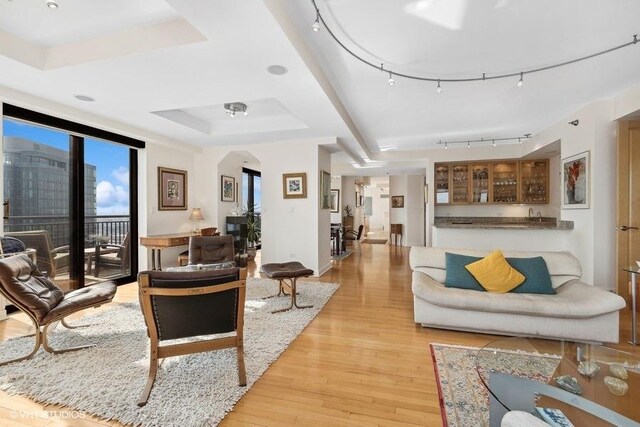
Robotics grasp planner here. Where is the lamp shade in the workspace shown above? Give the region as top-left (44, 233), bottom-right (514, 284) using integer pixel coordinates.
top-left (189, 208), bottom-right (204, 221)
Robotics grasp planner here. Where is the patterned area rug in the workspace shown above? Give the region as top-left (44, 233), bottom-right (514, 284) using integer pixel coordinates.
top-left (0, 278), bottom-right (339, 427)
top-left (430, 343), bottom-right (560, 427)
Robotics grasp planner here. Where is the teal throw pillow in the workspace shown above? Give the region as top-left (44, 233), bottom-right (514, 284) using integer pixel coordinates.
top-left (444, 252), bottom-right (484, 291)
top-left (507, 256), bottom-right (555, 294)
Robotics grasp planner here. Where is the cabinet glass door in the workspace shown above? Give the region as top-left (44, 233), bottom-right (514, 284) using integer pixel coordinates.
top-left (451, 164), bottom-right (470, 204)
top-left (435, 164), bottom-right (450, 204)
top-left (520, 160), bottom-right (548, 204)
top-left (471, 164), bottom-right (490, 203)
top-left (492, 162), bottom-right (518, 203)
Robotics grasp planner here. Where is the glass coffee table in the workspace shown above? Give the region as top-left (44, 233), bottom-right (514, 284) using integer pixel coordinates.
top-left (164, 262), bottom-right (236, 272)
top-left (476, 337), bottom-right (640, 427)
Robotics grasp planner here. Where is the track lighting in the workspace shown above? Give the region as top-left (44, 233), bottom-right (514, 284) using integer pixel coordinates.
top-left (46, 0), bottom-right (58, 9)
top-left (436, 79), bottom-right (442, 94)
top-left (312, 14), bottom-right (320, 32)
top-left (437, 134), bottom-right (532, 149)
top-left (568, 120), bottom-right (579, 126)
top-left (517, 72), bottom-right (524, 88)
top-left (388, 72), bottom-right (395, 86)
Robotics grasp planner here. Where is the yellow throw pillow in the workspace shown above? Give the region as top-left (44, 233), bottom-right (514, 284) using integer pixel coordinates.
top-left (465, 249), bottom-right (525, 293)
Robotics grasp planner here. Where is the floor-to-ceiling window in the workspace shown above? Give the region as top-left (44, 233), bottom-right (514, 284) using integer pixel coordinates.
top-left (242, 167), bottom-right (261, 248)
top-left (2, 104), bottom-right (142, 290)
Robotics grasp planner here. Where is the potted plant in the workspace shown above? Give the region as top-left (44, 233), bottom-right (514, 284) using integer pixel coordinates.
top-left (245, 204), bottom-right (261, 260)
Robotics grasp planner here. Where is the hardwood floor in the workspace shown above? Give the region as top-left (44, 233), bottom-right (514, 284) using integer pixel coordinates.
top-left (1, 244), bottom-right (639, 426)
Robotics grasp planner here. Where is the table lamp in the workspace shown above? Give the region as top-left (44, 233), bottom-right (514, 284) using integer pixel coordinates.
top-left (189, 208), bottom-right (204, 234)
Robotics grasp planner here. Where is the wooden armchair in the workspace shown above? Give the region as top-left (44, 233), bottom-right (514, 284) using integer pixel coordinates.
top-left (177, 227), bottom-right (220, 266)
top-left (5, 230), bottom-right (70, 278)
top-left (94, 234), bottom-right (130, 277)
top-left (137, 267), bottom-right (246, 406)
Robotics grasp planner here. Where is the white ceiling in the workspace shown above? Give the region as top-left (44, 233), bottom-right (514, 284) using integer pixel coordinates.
top-left (0, 0), bottom-right (639, 175)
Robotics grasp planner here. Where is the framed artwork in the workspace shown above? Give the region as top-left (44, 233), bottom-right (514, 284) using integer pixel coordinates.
top-left (158, 167), bottom-right (188, 210)
top-left (221, 175), bottom-right (236, 202)
top-left (355, 191), bottom-right (361, 207)
top-left (562, 151), bottom-right (590, 209)
top-left (283, 172), bottom-right (307, 198)
top-left (330, 189), bottom-right (340, 213)
top-left (424, 184), bottom-right (429, 204)
top-left (391, 195), bottom-right (405, 208)
top-left (321, 170), bottom-right (331, 209)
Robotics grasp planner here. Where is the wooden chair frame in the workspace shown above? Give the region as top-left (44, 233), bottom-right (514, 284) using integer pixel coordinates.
top-left (137, 269), bottom-right (247, 406)
top-left (0, 287), bottom-right (105, 367)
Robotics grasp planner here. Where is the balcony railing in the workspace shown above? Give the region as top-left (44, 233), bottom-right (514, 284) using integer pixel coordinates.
top-left (4, 215), bottom-right (130, 248)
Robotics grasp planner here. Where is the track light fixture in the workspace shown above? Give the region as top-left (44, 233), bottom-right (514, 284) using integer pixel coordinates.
top-left (310, 0), bottom-right (639, 89)
top-left (46, 0), bottom-right (58, 9)
top-left (224, 102), bottom-right (248, 118)
top-left (568, 119), bottom-right (580, 126)
top-left (437, 134), bottom-right (532, 149)
top-left (388, 72), bottom-right (395, 86)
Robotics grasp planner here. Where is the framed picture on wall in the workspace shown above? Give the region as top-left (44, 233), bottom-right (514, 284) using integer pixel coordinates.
top-left (321, 170), bottom-right (331, 209)
top-left (158, 167), bottom-right (188, 210)
top-left (355, 191), bottom-right (361, 207)
top-left (283, 172), bottom-right (307, 198)
top-left (330, 189), bottom-right (340, 213)
top-left (391, 195), bottom-right (404, 208)
top-left (561, 151), bottom-right (590, 209)
top-left (221, 175), bottom-right (236, 202)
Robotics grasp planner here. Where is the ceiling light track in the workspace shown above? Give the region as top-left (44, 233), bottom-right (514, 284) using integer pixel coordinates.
top-left (310, 0), bottom-right (638, 87)
top-left (437, 134), bottom-right (532, 149)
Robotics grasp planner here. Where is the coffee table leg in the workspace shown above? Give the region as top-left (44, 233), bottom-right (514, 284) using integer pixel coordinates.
top-left (631, 272), bottom-right (637, 345)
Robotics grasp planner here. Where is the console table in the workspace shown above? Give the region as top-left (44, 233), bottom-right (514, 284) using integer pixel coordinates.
top-left (140, 232), bottom-right (192, 270)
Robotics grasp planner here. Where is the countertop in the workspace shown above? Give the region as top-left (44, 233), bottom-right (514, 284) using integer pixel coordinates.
top-left (433, 216), bottom-right (574, 230)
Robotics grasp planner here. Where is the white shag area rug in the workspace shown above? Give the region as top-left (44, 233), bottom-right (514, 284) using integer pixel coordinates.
top-left (0, 278), bottom-right (339, 427)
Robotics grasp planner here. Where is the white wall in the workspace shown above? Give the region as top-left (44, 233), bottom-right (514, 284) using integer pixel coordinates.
top-left (330, 175), bottom-right (342, 224)
top-left (198, 138), bottom-right (335, 276)
top-left (341, 176), bottom-right (365, 230)
top-left (389, 174), bottom-right (425, 246)
top-left (364, 177), bottom-right (389, 232)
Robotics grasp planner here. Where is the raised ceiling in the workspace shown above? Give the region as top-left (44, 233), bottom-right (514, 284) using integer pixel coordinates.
top-left (0, 0), bottom-right (639, 174)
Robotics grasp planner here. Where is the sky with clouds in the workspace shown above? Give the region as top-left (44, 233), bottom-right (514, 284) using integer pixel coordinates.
top-left (4, 120), bottom-right (131, 216)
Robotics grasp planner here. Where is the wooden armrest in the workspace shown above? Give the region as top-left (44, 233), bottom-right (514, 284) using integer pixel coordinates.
top-left (141, 279), bottom-right (246, 297)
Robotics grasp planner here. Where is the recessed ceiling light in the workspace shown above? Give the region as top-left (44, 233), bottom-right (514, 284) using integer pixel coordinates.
top-left (74, 95), bottom-right (95, 102)
top-left (46, 0), bottom-right (58, 9)
top-left (267, 65), bottom-right (288, 75)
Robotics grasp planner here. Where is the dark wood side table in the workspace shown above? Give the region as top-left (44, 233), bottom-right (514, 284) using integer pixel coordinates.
top-left (390, 223), bottom-right (403, 246)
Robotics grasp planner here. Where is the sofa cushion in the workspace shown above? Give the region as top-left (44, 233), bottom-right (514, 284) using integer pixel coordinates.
top-left (466, 250), bottom-right (525, 293)
top-left (444, 253), bottom-right (484, 291)
top-left (412, 271), bottom-right (626, 319)
top-left (410, 247), bottom-right (582, 289)
top-left (508, 256), bottom-right (555, 294)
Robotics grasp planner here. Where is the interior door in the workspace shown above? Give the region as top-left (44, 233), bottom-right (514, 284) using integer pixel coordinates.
top-left (617, 121), bottom-right (640, 299)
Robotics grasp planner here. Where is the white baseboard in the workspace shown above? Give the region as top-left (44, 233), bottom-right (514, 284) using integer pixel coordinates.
top-left (317, 263), bottom-right (332, 276)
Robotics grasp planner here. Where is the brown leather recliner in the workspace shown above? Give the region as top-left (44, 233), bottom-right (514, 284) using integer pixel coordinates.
top-left (187, 235), bottom-right (235, 265)
top-left (0, 254), bottom-right (117, 366)
top-left (177, 227), bottom-right (221, 266)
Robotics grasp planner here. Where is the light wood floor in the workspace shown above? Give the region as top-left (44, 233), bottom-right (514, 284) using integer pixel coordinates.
top-left (1, 244), bottom-right (639, 426)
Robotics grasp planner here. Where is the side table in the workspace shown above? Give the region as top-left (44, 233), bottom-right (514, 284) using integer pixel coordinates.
top-left (624, 266), bottom-right (640, 345)
top-left (390, 223), bottom-right (403, 246)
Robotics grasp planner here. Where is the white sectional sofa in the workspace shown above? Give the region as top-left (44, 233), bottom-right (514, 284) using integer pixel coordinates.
top-left (410, 247), bottom-right (626, 343)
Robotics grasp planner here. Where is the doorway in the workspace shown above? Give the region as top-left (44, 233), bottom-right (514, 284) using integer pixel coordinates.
top-left (616, 119), bottom-right (640, 300)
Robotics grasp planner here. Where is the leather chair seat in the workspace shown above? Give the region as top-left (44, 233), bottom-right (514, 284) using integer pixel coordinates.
top-left (262, 262), bottom-right (313, 279)
top-left (43, 281), bottom-right (117, 324)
